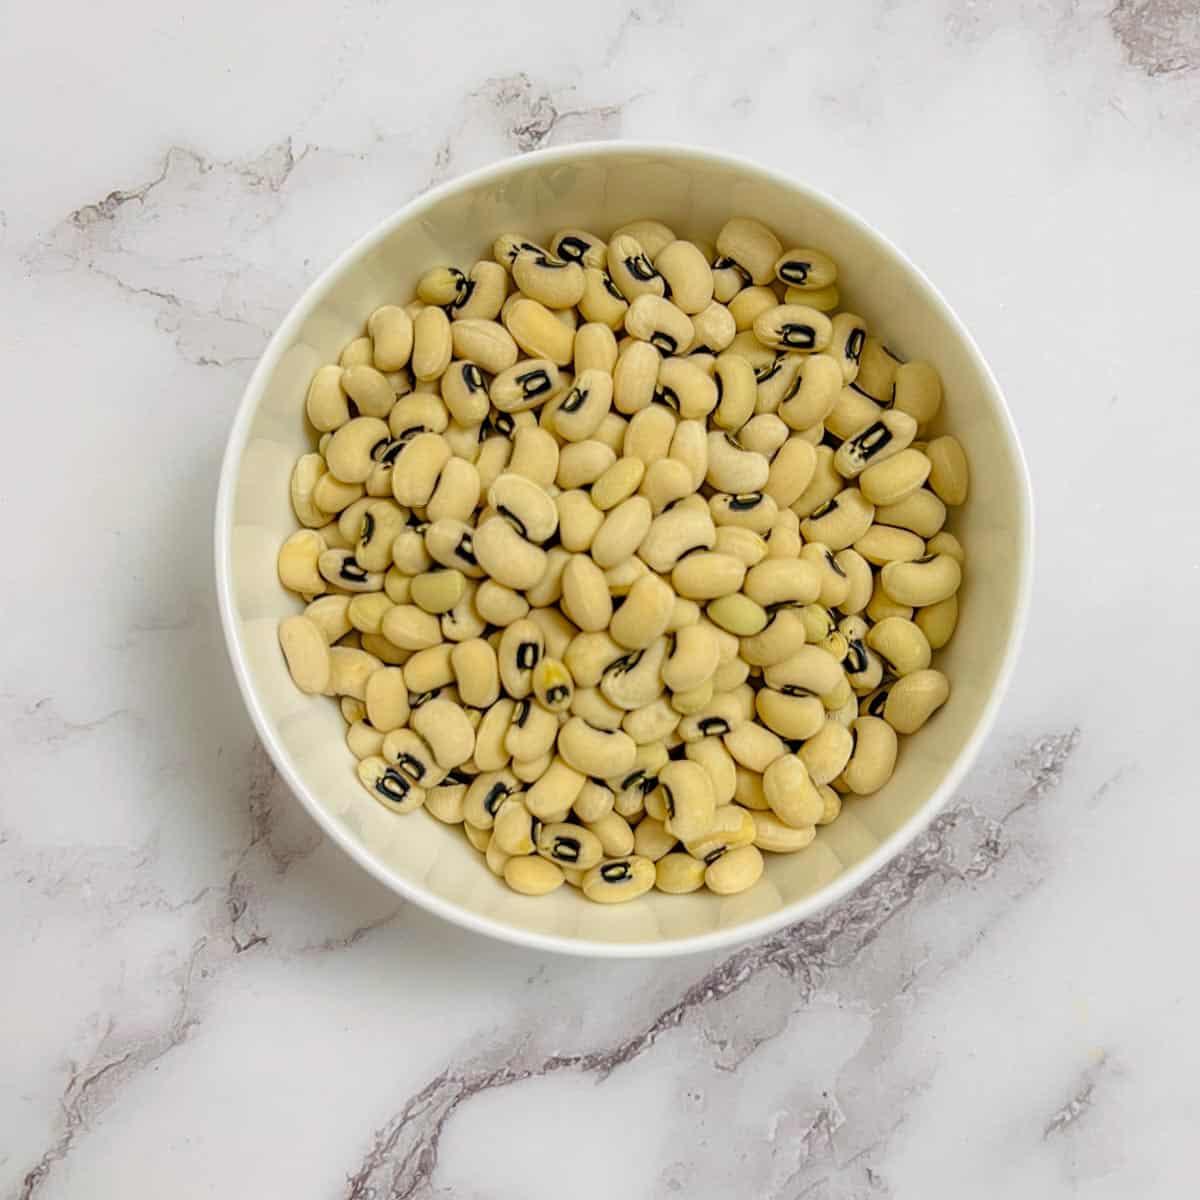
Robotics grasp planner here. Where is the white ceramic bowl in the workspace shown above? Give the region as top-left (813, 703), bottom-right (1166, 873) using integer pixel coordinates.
top-left (215, 142), bottom-right (1032, 958)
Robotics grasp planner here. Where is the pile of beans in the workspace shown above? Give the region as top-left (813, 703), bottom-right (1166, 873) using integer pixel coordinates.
top-left (276, 216), bottom-right (968, 902)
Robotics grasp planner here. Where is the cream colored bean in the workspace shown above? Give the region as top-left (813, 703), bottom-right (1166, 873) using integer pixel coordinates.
top-left (849, 339), bottom-right (896, 403)
top-left (424, 776), bottom-right (469, 824)
top-left (799, 488), bottom-right (875, 551)
top-left (788, 446), bottom-right (840, 521)
top-left (774, 245), bottom-right (837, 290)
top-left (306, 364), bottom-right (351, 432)
top-left (926, 436), bottom-right (969, 506)
top-left (557, 441), bottom-right (617, 490)
top-left (635, 506), bottom-right (713, 575)
top-left (739, 608), bottom-right (808, 668)
top-left (766, 509), bottom-right (803, 560)
top-left (600, 638), bottom-right (668, 711)
top-left (623, 404), bottom-right (676, 468)
top-left (387, 432), bottom-right (448, 508)
top-left (705, 843), bottom-right (764, 894)
top-left (505, 296), bottom-right (574, 365)
top-left (712, 526), bottom-right (767, 568)
top-left (651, 239), bottom-right (713, 313)
top-left (347, 592), bottom-right (392, 637)
top-left (564, 630), bottom-right (624, 688)
top-left (723, 720), bottom-right (786, 773)
top-left (325, 646), bottom-right (383, 701)
top-left (589, 455), bottom-right (643, 511)
top-left (553, 368), bottom-right (613, 442)
top-left (709, 491), bottom-right (778, 533)
top-left (625, 295), bottom-right (694, 357)
top-left (706, 431), bottom-right (769, 493)
top-left (349, 498), bottom-right (402, 573)
top-left (338, 494), bottom-right (377, 545)
top-left (584, 811), bottom-right (636, 858)
top-left (828, 312), bottom-right (868, 384)
top-left (512, 246), bottom-right (585, 309)
top-left (799, 720), bottom-right (853, 785)
top-left (664, 421), bottom-right (706, 493)
top-left (754, 353), bottom-right (806, 416)
top-left (622, 697), bottom-right (680, 744)
top-left (490, 359), bottom-right (562, 414)
top-left (552, 489), bottom-right (601, 553)
top-left (472, 583), bottom-right (527, 631)
top-left (418, 265), bottom-right (469, 305)
top-left (571, 686), bottom-right (624, 732)
top-left (841, 716), bottom-right (898, 795)
top-left (383, 727), bottom-right (446, 790)
top-left (557, 554), bottom-right (610, 633)
top-left (777, 353), bottom-right (842, 431)
top-left (424, 457), bottom-right (480, 526)
top-left (504, 697), bottom-right (559, 763)
top-left (834, 410), bottom-right (918, 479)
top-left (470, 516), bottom-right (546, 591)
top-left (446, 319), bottom-right (516, 376)
top-left (582, 497), bottom-right (647, 573)
top-left (883, 669), bottom-right (950, 734)
top-left (716, 217), bottom-right (782, 285)
top-left (712, 657), bottom-right (750, 692)
top-left (403, 642), bottom-right (455, 696)
top-left (711, 351), bottom-right (757, 431)
top-left (760, 438), bottom-right (816, 511)
top-left (497, 618), bottom-right (544, 699)
top-left (639, 458), bottom-right (694, 514)
top-left (504, 855), bottom-right (565, 896)
top-left (578, 266), bottom-right (629, 329)
top-left (893, 361), bottom-right (943, 427)
top-left (558, 717), bottom-right (637, 777)
top-left (379, 604), bottom-right (440, 652)
top-left (550, 228), bottom-right (607, 269)
top-left (488, 473), bottom-right (557, 544)
top-left (858, 446), bottom-right (931, 507)
top-left (526, 606), bottom-right (577, 660)
top-left (711, 253), bottom-right (751, 303)
top-left (326, 417), bottom-right (390, 484)
top-left (607, 234), bottom-right (667, 302)
top-left (915, 594), bottom-right (958, 649)
top-left (447, 638), bottom-right (499, 709)
top-left (443, 418), bottom-right (485, 464)
top-left (743, 558), bottom-right (822, 607)
top-left (668, 551), bottom-right (744, 601)
top-left (755, 688), bottom-right (826, 741)
top-left (881, 553), bottom-right (962, 607)
top-left (361, 631), bottom-right (409, 665)
top-left (706, 593), bottom-right (768, 637)
top-left (866, 578), bottom-right (914, 624)
top-left (339, 363), bottom-right (393, 419)
top-left (278, 615), bottom-right (331, 694)
top-left (729, 285), bottom-right (779, 332)
top-left (753, 811), bottom-right (816, 853)
top-left (473, 700), bottom-right (515, 771)
top-left (573, 323), bottom-right (619, 375)
top-left (786, 283), bottom-right (839, 311)
top-left (318, 549), bottom-right (382, 593)
top-left (654, 852), bottom-right (705, 893)
top-left (683, 802), bottom-right (756, 860)
top-left (290, 454), bottom-right (328, 528)
top-left (410, 306), bottom-right (452, 381)
top-left (867, 617), bottom-right (932, 676)
top-left (418, 518), bottom-right (476, 578)
top-left (358, 755), bottom-right (426, 813)
top-left (613, 219), bottom-right (675, 258)
top-left (656, 760), bottom-right (715, 842)
top-left (523, 546), bottom-right (570, 609)
top-left (670, 679), bottom-right (714, 715)
top-left (441, 580), bottom-right (486, 643)
top-left (655, 356), bottom-right (717, 419)
top-left (508, 426), bottom-right (560, 489)
top-left (763, 644), bottom-right (845, 701)
top-left (388, 393), bottom-right (449, 441)
top-left (581, 855), bottom-right (654, 903)
top-left (926, 531), bottom-right (965, 564)
top-left (359, 666), bottom-right (407, 734)
top-left (874, 489), bottom-right (947, 538)
top-left (854, 525), bottom-right (926, 566)
top-left (689, 300), bottom-right (736, 353)
top-left (464, 768), bottom-right (521, 829)
top-left (604, 570), bottom-right (671, 649)
top-left (753, 304), bottom-right (833, 353)
top-left (452, 260), bottom-right (509, 321)
top-left (305, 594), bottom-right (353, 644)
top-left (529, 656), bottom-right (573, 713)
top-left (492, 795), bottom-right (537, 854)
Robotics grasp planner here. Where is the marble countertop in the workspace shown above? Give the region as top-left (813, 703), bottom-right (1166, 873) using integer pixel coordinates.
top-left (5, 1), bottom-right (1198, 1195)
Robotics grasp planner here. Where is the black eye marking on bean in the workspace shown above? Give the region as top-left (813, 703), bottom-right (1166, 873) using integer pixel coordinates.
top-left (602, 272), bottom-right (626, 302)
top-left (826, 550), bottom-right (847, 577)
top-left (375, 769), bottom-right (412, 803)
top-left (516, 369), bottom-right (552, 399)
top-left (446, 767), bottom-right (474, 785)
top-left (545, 684), bottom-right (569, 705)
top-left (452, 277), bottom-right (476, 309)
top-left (493, 413), bottom-right (516, 437)
top-left (608, 650), bottom-right (644, 677)
top-left (655, 385), bottom-right (680, 410)
top-left (845, 328), bottom-right (865, 362)
top-left (755, 357), bottom-right (783, 383)
top-left (650, 332), bottom-right (678, 356)
top-left (484, 782), bottom-right (509, 816)
top-left (455, 533), bottom-right (477, 565)
top-left (600, 860), bottom-right (633, 883)
top-left (411, 688), bottom-right (442, 708)
top-left (850, 422), bottom-right (892, 460)
top-left (881, 344), bottom-right (905, 364)
top-left (712, 373), bottom-right (724, 403)
top-left (660, 784), bottom-right (675, 818)
top-left (867, 690), bottom-right (890, 717)
top-left (360, 511), bottom-right (375, 543)
top-left (395, 753), bottom-right (426, 781)
top-left (703, 846), bottom-right (727, 866)
top-left (516, 642), bottom-right (540, 670)
top-left (668, 741), bottom-right (689, 760)
top-left (779, 260), bottom-right (811, 286)
top-left (621, 769), bottom-right (646, 791)
top-left (638, 774), bottom-right (658, 796)
top-left (512, 699), bottom-right (532, 727)
top-left (780, 686), bottom-right (815, 698)
top-left (463, 364), bottom-right (485, 391)
top-left (382, 437), bottom-right (408, 458)
top-left (552, 836), bottom-right (582, 862)
top-left (780, 323), bottom-right (817, 350)
top-left (810, 498), bottom-right (838, 520)
top-left (339, 557), bottom-right (368, 583)
top-left (698, 717), bottom-right (731, 735)
top-left (560, 385), bottom-right (588, 413)
top-left (625, 254), bottom-right (658, 283)
top-left (497, 505), bottom-right (528, 539)
top-left (781, 369), bottom-right (805, 404)
top-left (370, 436), bottom-right (392, 461)
top-left (555, 235), bottom-right (589, 264)
top-left (676, 543), bottom-right (710, 562)
top-left (844, 641), bottom-right (868, 673)
top-left (729, 493), bottom-right (764, 512)
top-left (914, 554), bottom-right (937, 564)
top-left (713, 256), bottom-right (750, 283)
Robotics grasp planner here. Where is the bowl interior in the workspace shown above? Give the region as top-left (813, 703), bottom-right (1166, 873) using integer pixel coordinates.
top-left (219, 145), bottom-right (1029, 955)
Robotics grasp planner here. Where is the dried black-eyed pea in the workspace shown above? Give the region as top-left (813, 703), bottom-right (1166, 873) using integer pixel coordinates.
top-left (505, 296), bottom-right (576, 366)
top-left (640, 457), bottom-right (694, 514)
top-left (632, 817), bottom-right (677, 862)
top-left (340, 363), bottom-right (395, 419)
top-left (306, 595), bottom-right (354, 645)
top-left (788, 446), bottom-right (840, 522)
top-left (508, 426), bottom-right (560, 489)
top-left (527, 655), bottom-right (573, 715)
top-left (622, 697), bottom-right (680, 744)
top-left (339, 494), bottom-right (379, 545)
top-left (425, 777), bottom-right (469, 824)
top-left (557, 717), bottom-right (637, 778)
top-left (753, 304), bottom-right (834, 353)
top-left (403, 643), bottom-right (455, 696)
top-left (448, 638), bottom-right (500, 710)
top-left (453, 260), bottom-right (509, 321)
top-left (654, 239), bottom-right (714, 314)
top-left (828, 312), bottom-right (868, 384)
top-left (382, 726), bottom-right (447, 789)
top-left (488, 472), bottom-right (558, 545)
top-left (657, 760), bottom-right (716, 842)
top-left (706, 431), bottom-right (769, 493)
top-left (483, 834), bottom-right (508, 875)
top-left (590, 497), bottom-right (653, 573)
top-left (572, 777), bottom-right (616, 824)
top-left (505, 698), bottom-right (559, 764)
top-left (607, 234), bottom-right (668, 302)
top-left (379, 604), bottom-right (440, 652)
top-left (839, 616), bottom-right (884, 692)
top-left (705, 843), bottom-right (764, 894)
top-left (582, 855), bottom-right (655, 903)
top-left (351, 498), bottom-right (404, 574)
top-left (410, 569), bottom-right (466, 615)
top-left (867, 617), bottom-right (932, 676)
top-left (669, 419), bottom-right (710, 491)
top-left (668, 596), bottom-right (702, 632)
top-left (743, 559), bottom-right (822, 607)
top-left (825, 384), bottom-right (884, 442)
top-left (551, 228), bottom-right (608, 269)
top-left (841, 716), bottom-right (899, 795)
top-left (711, 351), bottom-right (758, 431)
top-left (420, 519), bottom-right (477, 577)
top-left (753, 811), bottom-right (817, 853)
top-left (785, 283), bottom-right (839, 312)
top-left (881, 553), bottom-right (962, 607)
top-left (563, 630), bottom-right (624, 689)
top-left (512, 246), bottom-right (586, 309)
top-left (776, 353), bottom-right (842, 431)
top-left (306, 364), bottom-right (351, 432)
top-left (425, 457), bottom-right (481, 526)
top-left (470, 517), bottom-right (546, 592)
top-left (684, 737), bottom-right (738, 805)
top-left (557, 554), bottom-right (610, 633)
top-left (492, 795), bottom-right (538, 855)
top-left (391, 433), bottom-right (451, 508)
top-left (799, 488), bottom-right (875, 551)
top-left (473, 700), bottom-right (515, 771)
top-left (411, 306), bottom-right (453, 382)
top-left (341, 336), bottom-right (375, 368)
top-left (558, 441), bottom-right (617, 489)
top-left (671, 551), bottom-right (746, 601)
top-left (417, 265), bottom-right (469, 306)
top-left (926, 531), bottom-right (965, 564)
top-left (446, 318), bottom-right (517, 376)
top-left (866, 578), bottom-right (914, 624)
top-left (884, 669), bottom-right (950, 734)
top-left (655, 852), bottom-right (707, 894)
top-left (854, 525), bottom-right (927, 566)
top-left (625, 295), bottom-right (694, 358)
top-left (763, 753), bottom-right (824, 828)
top-left (656, 356), bottom-right (718, 419)
top-left (609, 572), bottom-right (675, 651)
top-left (662, 622), bottom-right (722, 694)
top-left (489, 358), bottom-right (562, 414)
top-left (712, 526), bottom-right (768, 568)
top-left (755, 687), bottom-right (826, 741)
top-left (440, 580), bottom-right (486, 643)
top-left (798, 720), bottom-right (853, 786)
top-left (733, 766), bottom-right (767, 811)
top-left (709, 491), bottom-right (779, 534)
top-left (729, 286), bottom-right (780, 332)
top-left (874, 488), bottom-right (947, 539)
top-left (613, 219), bottom-right (676, 258)
top-left (723, 720), bottom-right (786, 774)
top-left (858, 447), bottom-right (931, 507)
top-left (762, 438), bottom-right (817, 510)
top-left (326, 416), bottom-right (390, 485)
top-left (766, 510), bottom-right (803, 560)
top-left (584, 810), bottom-right (636, 858)
top-left (689, 301), bottom-right (737, 354)
top-left (854, 338), bottom-right (901, 402)
top-left (388, 392), bottom-right (450, 440)
top-left (361, 632), bottom-right (410, 666)
top-left (591, 455), bottom-right (645, 510)
top-left (893, 361), bottom-right (943, 427)
top-left (684, 803), bottom-right (757, 861)
top-left (774, 246), bottom-right (837, 291)
top-left (763, 644), bottom-right (846, 702)
top-left (915, 594), bottom-right (958, 649)
top-left (279, 529), bottom-right (327, 596)
top-left (291, 454), bottom-right (331, 528)
top-left (526, 606), bottom-right (577, 661)
top-left (571, 323), bottom-right (619, 375)
top-left (278, 615), bottom-right (331, 694)
top-left (578, 267), bottom-right (630, 330)
top-left (358, 755), bottom-right (426, 813)
top-left (463, 768), bottom-right (520, 829)
top-left (716, 217), bottom-right (782, 286)
top-left (739, 609), bottom-right (807, 669)
top-left (504, 856), bottom-right (566, 896)
top-left (711, 254), bottom-right (751, 303)
top-left (600, 638), bottom-right (669, 711)
top-left (553, 368), bottom-right (614, 443)
top-left (670, 679), bottom-right (714, 715)
top-left (834, 410), bottom-right (918, 479)
top-left (318, 549), bottom-right (383, 594)
top-left (623, 403), bottom-right (676, 464)
top-left (926, 436), bottom-right (969, 506)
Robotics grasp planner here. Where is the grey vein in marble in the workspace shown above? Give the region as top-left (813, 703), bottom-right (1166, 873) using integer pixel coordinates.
top-left (343, 730), bottom-right (1082, 1200)
top-left (1109, 0), bottom-right (1200, 75)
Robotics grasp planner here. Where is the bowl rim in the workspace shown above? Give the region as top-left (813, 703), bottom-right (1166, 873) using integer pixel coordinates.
top-left (214, 140), bottom-right (1034, 959)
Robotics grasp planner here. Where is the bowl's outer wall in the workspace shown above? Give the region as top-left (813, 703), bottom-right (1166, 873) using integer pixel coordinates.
top-left (217, 144), bottom-right (1031, 956)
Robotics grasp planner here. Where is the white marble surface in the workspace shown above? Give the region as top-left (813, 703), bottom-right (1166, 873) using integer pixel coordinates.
top-left (4, 1), bottom-right (1199, 1195)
